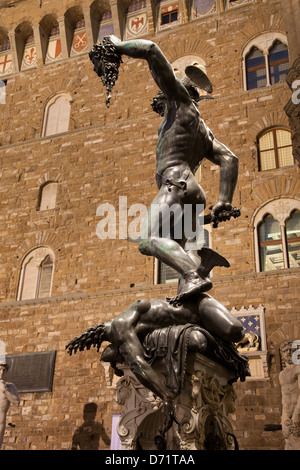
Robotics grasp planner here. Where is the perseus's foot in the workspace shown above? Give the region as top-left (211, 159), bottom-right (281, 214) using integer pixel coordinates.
top-left (168, 271), bottom-right (212, 304)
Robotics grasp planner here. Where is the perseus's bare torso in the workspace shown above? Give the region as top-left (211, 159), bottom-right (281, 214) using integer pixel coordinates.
top-left (156, 99), bottom-right (214, 177)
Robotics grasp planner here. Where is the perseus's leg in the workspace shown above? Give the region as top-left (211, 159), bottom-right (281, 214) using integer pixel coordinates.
top-left (138, 186), bottom-right (212, 301)
top-left (138, 187), bottom-right (198, 275)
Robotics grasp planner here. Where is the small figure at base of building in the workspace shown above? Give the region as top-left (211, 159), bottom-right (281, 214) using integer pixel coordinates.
top-left (279, 341), bottom-right (300, 450)
top-left (0, 362), bottom-right (20, 449)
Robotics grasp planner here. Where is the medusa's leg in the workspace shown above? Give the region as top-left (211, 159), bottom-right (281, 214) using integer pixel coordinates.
top-left (188, 330), bottom-right (208, 352)
top-left (197, 294), bottom-right (244, 343)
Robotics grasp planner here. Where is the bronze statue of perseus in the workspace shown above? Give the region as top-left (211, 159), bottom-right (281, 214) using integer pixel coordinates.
top-left (66, 39), bottom-right (249, 434)
top-left (90, 36), bottom-right (240, 304)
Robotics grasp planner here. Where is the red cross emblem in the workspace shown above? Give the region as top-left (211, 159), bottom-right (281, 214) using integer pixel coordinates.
top-left (0, 53), bottom-right (12, 74)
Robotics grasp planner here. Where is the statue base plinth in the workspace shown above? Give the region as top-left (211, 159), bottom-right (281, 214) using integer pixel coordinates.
top-left (114, 352), bottom-right (238, 450)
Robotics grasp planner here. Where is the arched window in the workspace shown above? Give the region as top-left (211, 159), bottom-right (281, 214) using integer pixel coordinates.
top-left (37, 182), bottom-right (58, 211)
top-left (15, 22), bottom-right (37, 71)
top-left (42, 93), bottom-right (72, 136)
top-left (39, 15), bottom-right (62, 64)
top-left (258, 214), bottom-right (283, 271)
top-left (65, 6), bottom-right (88, 57)
top-left (268, 41), bottom-right (289, 85)
top-left (191, 0), bottom-right (216, 19)
top-left (254, 199), bottom-right (300, 272)
top-left (90, 2), bottom-right (114, 43)
top-left (97, 11), bottom-right (114, 42)
top-left (242, 34), bottom-right (289, 90)
top-left (286, 211), bottom-right (300, 269)
top-left (258, 128), bottom-right (294, 171)
top-left (171, 55), bottom-right (208, 97)
top-left (45, 27), bottom-right (62, 63)
top-left (37, 255), bottom-right (53, 298)
top-left (246, 48), bottom-right (266, 90)
top-left (18, 247), bottom-right (54, 300)
top-left (172, 55), bottom-right (207, 78)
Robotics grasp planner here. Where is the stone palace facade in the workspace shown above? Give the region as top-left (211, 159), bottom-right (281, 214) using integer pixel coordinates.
top-left (0, 0), bottom-right (299, 450)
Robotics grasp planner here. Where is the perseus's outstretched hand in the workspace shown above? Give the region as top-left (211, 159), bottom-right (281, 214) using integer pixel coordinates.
top-left (204, 202), bottom-right (241, 228)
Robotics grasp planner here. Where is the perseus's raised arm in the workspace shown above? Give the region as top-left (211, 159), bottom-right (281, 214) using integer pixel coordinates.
top-left (104, 36), bottom-right (186, 100)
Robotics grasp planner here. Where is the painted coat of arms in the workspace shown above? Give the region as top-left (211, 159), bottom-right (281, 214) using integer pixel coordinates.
top-left (21, 35), bottom-right (37, 71)
top-left (45, 28), bottom-right (62, 63)
top-left (127, 13), bottom-right (148, 37)
top-left (71, 20), bottom-right (88, 56)
top-left (0, 41), bottom-right (13, 76)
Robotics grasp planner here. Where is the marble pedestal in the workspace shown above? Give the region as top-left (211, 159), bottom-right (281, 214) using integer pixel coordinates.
top-left (114, 352), bottom-right (238, 450)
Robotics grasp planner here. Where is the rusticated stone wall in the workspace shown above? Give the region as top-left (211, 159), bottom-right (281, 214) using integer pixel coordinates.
top-left (0, 0), bottom-right (299, 450)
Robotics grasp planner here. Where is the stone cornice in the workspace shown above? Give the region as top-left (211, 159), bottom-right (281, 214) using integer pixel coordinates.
top-left (1, 267), bottom-right (299, 309)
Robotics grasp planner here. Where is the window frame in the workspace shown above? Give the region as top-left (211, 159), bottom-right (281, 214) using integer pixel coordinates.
top-left (245, 47), bottom-right (267, 90)
top-left (41, 92), bottom-right (72, 137)
top-left (36, 255), bottom-right (54, 299)
top-left (257, 127), bottom-right (294, 171)
top-left (268, 40), bottom-right (289, 86)
top-left (242, 33), bottom-right (289, 91)
top-left (253, 199), bottom-right (300, 273)
top-left (158, 1), bottom-right (182, 31)
top-left (37, 181), bottom-right (58, 211)
top-left (161, 9), bottom-right (178, 25)
top-left (258, 214), bottom-right (284, 272)
top-left (17, 247), bottom-right (55, 301)
top-left (285, 210), bottom-right (300, 269)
